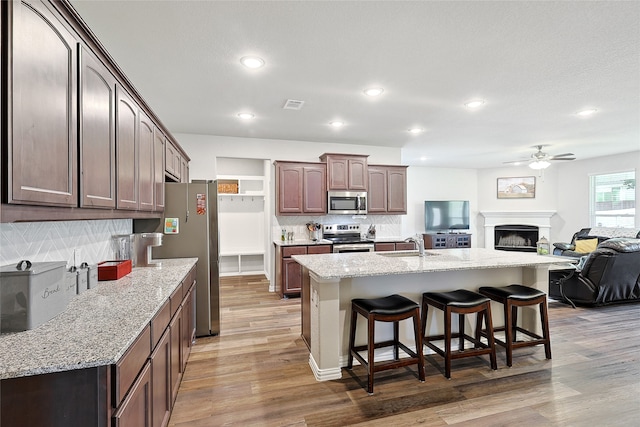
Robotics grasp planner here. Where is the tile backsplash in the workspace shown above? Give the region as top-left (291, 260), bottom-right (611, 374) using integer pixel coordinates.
top-left (272, 215), bottom-right (402, 241)
top-left (0, 219), bottom-right (132, 268)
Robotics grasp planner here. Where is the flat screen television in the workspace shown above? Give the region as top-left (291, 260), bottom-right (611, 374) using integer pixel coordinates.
top-left (424, 200), bottom-right (470, 231)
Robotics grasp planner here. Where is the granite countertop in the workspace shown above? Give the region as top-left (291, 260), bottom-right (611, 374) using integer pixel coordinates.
top-left (274, 238), bottom-right (333, 247)
top-left (0, 258), bottom-right (197, 380)
top-left (292, 248), bottom-right (561, 280)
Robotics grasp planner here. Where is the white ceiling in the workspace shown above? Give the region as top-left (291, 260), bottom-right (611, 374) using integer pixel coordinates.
top-left (69, 0), bottom-right (640, 168)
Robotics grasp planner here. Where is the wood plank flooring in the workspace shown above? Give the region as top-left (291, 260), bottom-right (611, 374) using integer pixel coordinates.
top-left (169, 275), bottom-right (640, 426)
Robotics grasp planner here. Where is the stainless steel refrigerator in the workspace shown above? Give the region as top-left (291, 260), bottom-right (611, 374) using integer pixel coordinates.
top-left (154, 180), bottom-right (220, 336)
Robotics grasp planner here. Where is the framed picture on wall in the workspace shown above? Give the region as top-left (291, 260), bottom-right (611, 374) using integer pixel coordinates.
top-left (497, 176), bottom-right (536, 199)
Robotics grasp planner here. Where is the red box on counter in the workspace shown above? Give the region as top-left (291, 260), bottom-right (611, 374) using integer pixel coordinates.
top-left (97, 260), bottom-right (132, 281)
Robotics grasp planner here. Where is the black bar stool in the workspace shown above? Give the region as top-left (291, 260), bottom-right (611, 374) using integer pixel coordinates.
top-left (421, 289), bottom-right (497, 379)
top-left (477, 284), bottom-right (551, 367)
top-left (347, 294), bottom-right (425, 394)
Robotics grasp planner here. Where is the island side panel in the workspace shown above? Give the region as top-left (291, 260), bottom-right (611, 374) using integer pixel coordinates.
top-left (309, 273), bottom-right (343, 381)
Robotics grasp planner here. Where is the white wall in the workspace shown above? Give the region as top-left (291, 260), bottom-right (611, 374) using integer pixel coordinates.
top-left (175, 133), bottom-right (402, 180)
top-left (475, 150), bottom-right (639, 245)
top-left (554, 150), bottom-right (640, 242)
top-left (404, 166), bottom-right (479, 241)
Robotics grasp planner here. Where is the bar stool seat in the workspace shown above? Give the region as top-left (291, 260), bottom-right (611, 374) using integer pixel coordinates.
top-left (347, 294), bottom-right (425, 394)
top-left (478, 284), bottom-right (551, 367)
top-left (421, 289), bottom-right (497, 379)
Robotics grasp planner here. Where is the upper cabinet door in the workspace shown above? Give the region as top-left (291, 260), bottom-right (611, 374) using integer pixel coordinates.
top-left (367, 166), bottom-right (387, 213)
top-left (320, 154), bottom-right (368, 191)
top-left (326, 157), bottom-right (348, 190)
top-left (386, 166), bottom-right (407, 213)
top-left (153, 127), bottom-right (165, 211)
top-left (138, 111), bottom-right (154, 211)
top-left (302, 165), bottom-right (326, 213)
top-left (8, 0), bottom-right (78, 206)
top-left (347, 158), bottom-right (368, 191)
top-left (116, 87), bottom-right (139, 210)
top-left (79, 46), bottom-right (117, 209)
top-left (276, 163), bottom-right (303, 214)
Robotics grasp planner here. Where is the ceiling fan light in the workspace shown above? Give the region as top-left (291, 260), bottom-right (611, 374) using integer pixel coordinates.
top-left (529, 160), bottom-right (550, 170)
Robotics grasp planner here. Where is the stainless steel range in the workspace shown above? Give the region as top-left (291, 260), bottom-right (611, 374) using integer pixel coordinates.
top-left (322, 224), bottom-right (375, 253)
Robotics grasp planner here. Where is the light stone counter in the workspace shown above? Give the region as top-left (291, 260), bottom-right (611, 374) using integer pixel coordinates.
top-left (0, 258), bottom-right (197, 380)
top-left (292, 249), bottom-right (561, 382)
top-left (292, 248), bottom-right (561, 280)
top-left (273, 238), bottom-right (333, 247)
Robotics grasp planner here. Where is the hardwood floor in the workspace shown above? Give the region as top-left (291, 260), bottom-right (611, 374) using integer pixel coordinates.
top-left (169, 275), bottom-right (640, 426)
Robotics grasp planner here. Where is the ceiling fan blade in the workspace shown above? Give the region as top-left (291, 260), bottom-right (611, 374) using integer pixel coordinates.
top-left (503, 159), bottom-right (528, 164)
top-left (550, 153), bottom-right (574, 158)
top-left (550, 157), bottom-right (576, 161)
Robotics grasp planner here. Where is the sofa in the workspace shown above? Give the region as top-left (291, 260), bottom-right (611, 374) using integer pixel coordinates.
top-left (553, 227), bottom-right (640, 258)
top-left (549, 238), bottom-right (640, 306)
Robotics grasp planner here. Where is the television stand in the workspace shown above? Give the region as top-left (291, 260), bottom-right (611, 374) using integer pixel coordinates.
top-left (423, 232), bottom-right (471, 249)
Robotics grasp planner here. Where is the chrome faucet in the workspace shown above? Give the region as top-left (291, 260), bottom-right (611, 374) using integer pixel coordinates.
top-left (405, 235), bottom-right (425, 257)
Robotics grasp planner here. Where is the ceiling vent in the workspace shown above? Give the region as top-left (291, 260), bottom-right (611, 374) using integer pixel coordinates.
top-left (283, 99), bottom-right (305, 110)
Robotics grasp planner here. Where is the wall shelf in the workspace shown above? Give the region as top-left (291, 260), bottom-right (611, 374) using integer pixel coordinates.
top-left (220, 251), bottom-right (266, 276)
top-left (216, 172), bottom-right (268, 277)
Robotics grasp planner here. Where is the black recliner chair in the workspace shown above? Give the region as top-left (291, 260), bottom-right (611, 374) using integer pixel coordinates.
top-left (550, 238), bottom-right (640, 306)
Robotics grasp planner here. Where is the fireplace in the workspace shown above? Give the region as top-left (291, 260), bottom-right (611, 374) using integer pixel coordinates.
top-left (494, 225), bottom-right (539, 252)
top-left (480, 210), bottom-right (556, 250)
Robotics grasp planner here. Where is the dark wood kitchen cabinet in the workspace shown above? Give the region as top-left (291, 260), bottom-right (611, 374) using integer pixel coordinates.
top-left (1, 0), bottom-right (191, 222)
top-left (180, 156), bottom-right (189, 183)
top-left (276, 244), bottom-right (331, 298)
top-left (151, 328), bottom-right (171, 427)
top-left (0, 263), bottom-right (197, 427)
top-left (275, 161), bottom-right (326, 215)
top-left (112, 361), bottom-right (152, 427)
top-left (169, 306), bottom-right (183, 405)
top-left (320, 153), bottom-right (368, 191)
top-left (368, 165), bottom-right (408, 214)
top-left (6, 0), bottom-right (78, 207)
top-left (374, 241), bottom-right (416, 251)
top-left (153, 127), bottom-right (165, 211)
top-left (165, 141), bottom-right (181, 181)
top-left (116, 86), bottom-right (139, 210)
top-left (138, 111), bottom-right (155, 211)
top-left (79, 46), bottom-right (117, 209)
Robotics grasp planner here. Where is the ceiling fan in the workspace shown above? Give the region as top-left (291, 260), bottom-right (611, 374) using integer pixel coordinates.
top-left (504, 145), bottom-right (576, 170)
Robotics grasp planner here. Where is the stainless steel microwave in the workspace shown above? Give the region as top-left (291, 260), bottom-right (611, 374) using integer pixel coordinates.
top-left (327, 191), bottom-right (367, 215)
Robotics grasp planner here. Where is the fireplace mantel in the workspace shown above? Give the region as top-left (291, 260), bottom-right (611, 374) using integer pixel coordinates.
top-left (480, 210), bottom-right (556, 249)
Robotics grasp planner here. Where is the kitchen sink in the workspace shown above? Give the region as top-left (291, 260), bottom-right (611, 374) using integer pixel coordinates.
top-left (378, 251), bottom-right (439, 258)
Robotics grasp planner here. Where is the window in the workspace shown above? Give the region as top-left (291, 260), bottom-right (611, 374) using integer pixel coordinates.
top-left (589, 170), bottom-right (636, 227)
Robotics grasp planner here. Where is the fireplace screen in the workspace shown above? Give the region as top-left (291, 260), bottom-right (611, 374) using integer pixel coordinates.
top-left (494, 225), bottom-right (539, 252)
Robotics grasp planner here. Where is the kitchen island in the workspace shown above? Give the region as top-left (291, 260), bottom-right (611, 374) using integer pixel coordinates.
top-left (0, 258), bottom-right (197, 426)
top-left (292, 248), bottom-right (561, 381)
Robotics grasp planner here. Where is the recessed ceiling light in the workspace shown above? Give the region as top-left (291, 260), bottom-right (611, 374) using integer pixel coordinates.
top-left (576, 108), bottom-right (597, 117)
top-left (240, 56), bottom-right (265, 69)
top-left (329, 120), bottom-right (344, 128)
top-left (363, 87), bottom-right (384, 97)
top-left (465, 99), bottom-right (485, 109)
top-left (408, 127), bottom-right (424, 134)
top-left (237, 112), bottom-right (254, 120)
top-left (419, 156), bottom-right (428, 161)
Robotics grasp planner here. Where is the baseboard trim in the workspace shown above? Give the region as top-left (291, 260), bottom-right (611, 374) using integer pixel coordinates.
top-left (308, 354), bottom-right (342, 381)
